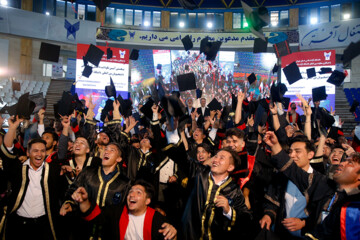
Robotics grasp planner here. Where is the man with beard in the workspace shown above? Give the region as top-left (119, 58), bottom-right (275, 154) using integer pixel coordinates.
top-left (92, 132), bottom-right (110, 158)
top-left (305, 152), bottom-right (360, 240)
top-left (287, 102), bottom-right (302, 130)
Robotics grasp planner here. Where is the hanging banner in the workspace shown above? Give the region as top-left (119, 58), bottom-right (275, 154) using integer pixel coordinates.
top-left (299, 19), bottom-right (360, 50)
top-left (96, 28), bottom-right (299, 48)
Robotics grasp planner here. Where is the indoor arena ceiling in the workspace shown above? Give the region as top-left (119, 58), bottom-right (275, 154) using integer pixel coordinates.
top-left (102, 0), bottom-right (337, 9)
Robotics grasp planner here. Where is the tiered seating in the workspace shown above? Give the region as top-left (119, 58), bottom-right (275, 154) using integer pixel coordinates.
top-left (0, 79), bottom-right (50, 109)
top-left (344, 88), bottom-right (360, 121)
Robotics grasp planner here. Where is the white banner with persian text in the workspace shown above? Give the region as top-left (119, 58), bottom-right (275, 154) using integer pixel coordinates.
top-left (299, 18), bottom-right (360, 50)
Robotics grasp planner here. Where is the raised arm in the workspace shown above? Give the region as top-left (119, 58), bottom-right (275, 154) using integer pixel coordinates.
top-left (235, 92), bottom-right (245, 125)
top-left (4, 116), bottom-right (22, 148)
top-left (297, 93), bottom-right (312, 141)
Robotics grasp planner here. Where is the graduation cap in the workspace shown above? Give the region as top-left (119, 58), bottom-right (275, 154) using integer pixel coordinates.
top-left (319, 67), bottom-right (332, 74)
top-left (207, 98), bottom-right (222, 111)
top-left (312, 86), bottom-right (327, 102)
top-left (106, 47), bottom-right (113, 59)
top-left (161, 93), bottom-right (186, 118)
top-left (140, 98), bottom-right (155, 120)
top-left (12, 81), bottom-right (21, 91)
top-left (15, 93), bottom-right (36, 119)
top-left (82, 65), bottom-right (93, 78)
top-left (282, 97), bottom-right (290, 109)
top-left (343, 40), bottom-right (360, 67)
top-left (101, 99), bottom-right (114, 122)
top-left (270, 83), bottom-right (287, 102)
top-left (327, 126), bottom-right (344, 141)
top-left (93, 0), bottom-right (111, 12)
top-left (39, 42), bottom-right (61, 63)
top-left (241, 1), bottom-right (269, 41)
top-left (254, 103), bottom-right (267, 128)
top-left (327, 70), bottom-right (346, 87)
top-left (319, 108), bottom-right (335, 128)
top-left (117, 94), bottom-right (133, 118)
top-left (181, 35), bottom-right (193, 51)
top-left (350, 100), bottom-right (359, 113)
top-left (247, 73), bottom-right (257, 85)
top-left (178, 115), bottom-right (192, 131)
top-left (84, 44), bottom-right (104, 67)
top-left (129, 49), bottom-right (139, 61)
top-left (253, 37), bottom-right (268, 53)
top-left (272, 64), bottom-right (279, 74)
top-left (156, 64), bottom-right (162, 70)
top-left (273, 40), bottom-right (291, 59)
top-left (196, 89), bottom-right (202, 99)
top-left (105, 77), bottom-right (116, 98)
top-left (0, 104), bottom-right (16, 116)
top-left (306, 68), bottom-right (316, 79)
top-left (28, 93), bottom-right (47, 113)
top-left (55, 91), bottom-right (75, 118)
top-left (283, 61), bottom-right (302, 84)
top-left (177, 72), bottom-right (197, 92)
top-left (200, 37), bottom-right (222, 61)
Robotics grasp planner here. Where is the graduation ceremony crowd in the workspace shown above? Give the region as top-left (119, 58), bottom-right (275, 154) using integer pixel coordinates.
top-left (0, 76), bottom-right (359, 240)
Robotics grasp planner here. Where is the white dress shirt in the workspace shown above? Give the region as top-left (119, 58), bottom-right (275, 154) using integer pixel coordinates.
top-left (17, 159), bottom-right (46, 218)
top-left (125, 212), bottom-right (146, 240)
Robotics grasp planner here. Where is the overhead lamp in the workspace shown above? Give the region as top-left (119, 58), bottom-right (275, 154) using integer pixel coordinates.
top-left (310, 17), bottom-right (318, 25)
top-left (207, 22), bottom-right (213, 28)
top-left (343, 13), bottom-right (351, 20)
top-left (179, 21), bottom-right (185, 28)
top-left (144, 21), bottom-right (150, 27)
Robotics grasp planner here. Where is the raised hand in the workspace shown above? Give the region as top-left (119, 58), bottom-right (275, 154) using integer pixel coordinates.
top-left (8, 115), bottom-right (23, 129)
top-left (88, 95), bottom-right (96, 110)
top-left (237, 91), bottom-right (245, 102)
top-left (151, 104), bottom-right (158, 113)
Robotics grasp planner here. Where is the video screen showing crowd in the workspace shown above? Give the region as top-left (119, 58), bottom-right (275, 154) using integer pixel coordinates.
top-left (1, 2), bottom-right (360, 240)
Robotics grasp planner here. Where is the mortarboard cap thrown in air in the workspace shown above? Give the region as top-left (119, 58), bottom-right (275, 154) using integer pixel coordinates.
top-left (283, 61), bottom-right (302, 84)
top-left (177, 72), bottom-right (197, 92)
top-left (181, 35), bottom-right (193, 51)
top-left (129, 49), bottom-right (139, 61)
top-left (312, 86), bottom-right (328, 102)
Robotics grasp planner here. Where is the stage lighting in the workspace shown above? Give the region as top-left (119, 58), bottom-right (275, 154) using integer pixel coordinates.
top-left (116, 18), bottom-right (122, 24)
top-left (271, 21), bottom-right (278, 27)
top-left (343, 13), bottom-right (351, 20)
top-left (45, 11), bottom-right (50, 16)
top-left (207, 22), bottom-right (213, 28)
top-left (144, 21), bottom-right (150, 27)
top-left (0, 0), bottom-right (7, 6)
top-left (179, 21), bottom-right (185, 28)
top-left (243, 21), bottom-right (248, 27)
top-left (310, 17), bottom-right (318, 25)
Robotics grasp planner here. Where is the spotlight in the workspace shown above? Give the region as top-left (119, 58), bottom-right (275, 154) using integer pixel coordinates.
top-left (0, 0), bottom-right (8, 6)
top-left (207, 22), bottom-right (213, 28)
top-left (179, 21), bottom-right (185, 28)
top-left (144, 21), bottom-right (150, 27)
top-left (45, 11), bottom-right (50, 16)
top-left (343, 13), bottom-right (351, 20)
top-left (271, 21), bottom-right (278, 27)
top-left (310, 17), bottom-right (318, 25)
top-left (116, 18), bottom-right (122, 24)
top-left (243, 22), bottom-right (248, 27)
